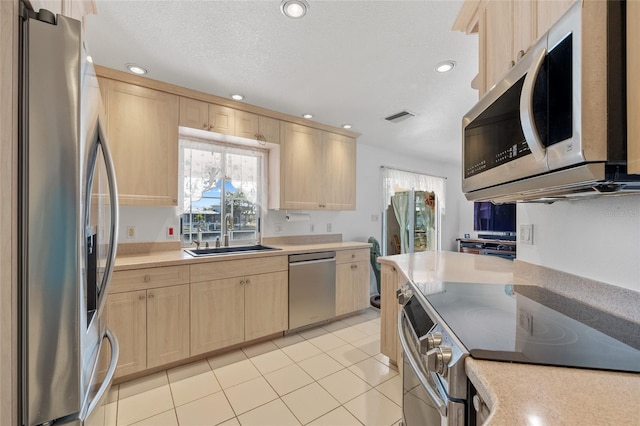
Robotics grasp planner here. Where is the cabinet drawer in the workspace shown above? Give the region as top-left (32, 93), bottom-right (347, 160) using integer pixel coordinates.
top-left (190, 255), bottom-right (288, 283)
top-left (336, 249), bottom-right (369, 264)
top-left (110, 265), bottom-right (190, 293)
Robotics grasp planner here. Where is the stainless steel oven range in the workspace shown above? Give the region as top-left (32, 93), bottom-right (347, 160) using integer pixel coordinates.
top-left (397, 287), bottom-right (470, 426)
top-left (397, 280), bottom-right (640, 426)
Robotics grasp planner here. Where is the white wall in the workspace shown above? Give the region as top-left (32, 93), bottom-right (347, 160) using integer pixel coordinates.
top-left (517, 196), bottom-right (640, 292)
top-left (119, 143), bottom-right (468, 252)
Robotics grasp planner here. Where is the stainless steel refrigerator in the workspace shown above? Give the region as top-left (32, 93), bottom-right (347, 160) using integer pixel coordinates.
top-left (19, 4), bottom-right (120, 425)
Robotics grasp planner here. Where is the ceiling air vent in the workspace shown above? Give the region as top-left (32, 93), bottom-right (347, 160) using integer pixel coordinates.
top-left (384, 110), bottom-right (416, 123)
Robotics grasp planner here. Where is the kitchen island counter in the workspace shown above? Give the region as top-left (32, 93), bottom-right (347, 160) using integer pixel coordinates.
top-left (379, 251), bottom-right (640, 426)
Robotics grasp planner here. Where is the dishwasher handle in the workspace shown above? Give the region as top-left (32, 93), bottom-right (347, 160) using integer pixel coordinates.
top-left (289, 257), bottom-right (336, 267)
top-left (289, 251), bottom-right (336, 264)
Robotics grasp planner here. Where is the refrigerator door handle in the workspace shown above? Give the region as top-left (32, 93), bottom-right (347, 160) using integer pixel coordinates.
top-left (95, 119), bottom-right (119, 316)
top-left (83, 328), bottom-right (119, 420)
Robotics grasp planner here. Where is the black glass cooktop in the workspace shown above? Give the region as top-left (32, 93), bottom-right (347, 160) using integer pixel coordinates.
top-left (424, 283), bottom-right (640, 373)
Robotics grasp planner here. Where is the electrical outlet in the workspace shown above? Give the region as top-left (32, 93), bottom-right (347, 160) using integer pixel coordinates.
top-left (310, 223), bottom-right (315, 232)
top-left (126, 225), bottom-right (136, 240)
top-left (327, 223), bottom-right (332, 232)
top-left (167, 226), bottom-right (175, 239)
top-left (275, 223), bottom-right (283, 233)
top-left (519, 224), bottom-right (533, 245)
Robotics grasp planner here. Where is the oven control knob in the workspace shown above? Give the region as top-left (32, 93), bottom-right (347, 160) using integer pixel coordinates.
top-left (426, 332), bottom-right (442, 352)
top-left (419, 332), bottom-right (442, 354)
top-left (426, 346), bottom-right (453, 377)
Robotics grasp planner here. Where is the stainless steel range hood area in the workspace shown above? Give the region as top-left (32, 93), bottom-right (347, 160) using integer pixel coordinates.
top-left (467, 163), bottom-right (640, 203)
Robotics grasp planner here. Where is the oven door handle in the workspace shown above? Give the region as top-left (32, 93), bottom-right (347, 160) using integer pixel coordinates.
top-left (398, 309), bottom-right (448, 417)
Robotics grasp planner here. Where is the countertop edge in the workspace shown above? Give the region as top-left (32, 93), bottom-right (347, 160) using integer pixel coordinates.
top-left (114, 241), bottom-right (371, 270)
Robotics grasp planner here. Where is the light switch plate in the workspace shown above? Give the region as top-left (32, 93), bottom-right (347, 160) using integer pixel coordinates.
top-left (126, 225), bottom-right (136, 240)
top-left (519, 224), bottom-right (533, 245)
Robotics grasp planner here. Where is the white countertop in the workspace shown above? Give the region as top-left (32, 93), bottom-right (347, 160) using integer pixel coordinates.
top-left (379, 251), bottom-right (640, 425)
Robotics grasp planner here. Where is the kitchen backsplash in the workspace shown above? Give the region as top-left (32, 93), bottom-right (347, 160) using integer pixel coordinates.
top-left (118, 205), bottom-right (350, 245)
top-left (517, 195), bottom-right (640, 294)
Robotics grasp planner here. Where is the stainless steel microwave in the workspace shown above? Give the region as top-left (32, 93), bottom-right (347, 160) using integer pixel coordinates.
top-left (462, 0), bottom-right (639, 203)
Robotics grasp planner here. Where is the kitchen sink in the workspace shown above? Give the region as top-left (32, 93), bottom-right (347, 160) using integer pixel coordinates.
top-left (184, 244), bottom-right (281, 257)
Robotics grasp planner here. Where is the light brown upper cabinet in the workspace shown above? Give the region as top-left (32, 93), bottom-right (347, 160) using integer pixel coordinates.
top-left (322, 131), bottom-right (356, 210)
top-left (454, 0), bottom-right (576, 97)
top-left (280, 123), bottom-right (324, 210)
top-left (480, 0), bottom-right (513, 94)
top-left (179, 97), bottom-right (235, 135)
top-left (537, 0), bottom-right (575, 37)
top-left (279, 123), bottom-right (356, 211)
top-left (236, 111), bottom-right (281, 144)
top-left (180, 98), bottom-right (281, 143)
top-left (100, 78), bottom-right (179, 206)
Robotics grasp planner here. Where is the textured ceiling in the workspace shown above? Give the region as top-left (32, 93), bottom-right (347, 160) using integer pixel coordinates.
top-left (85, 0), bottom-right (478, 165)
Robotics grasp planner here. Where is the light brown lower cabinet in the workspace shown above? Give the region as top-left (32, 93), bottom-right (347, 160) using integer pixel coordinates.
top-left (104, 290), bottom-right (147, 377)
top-left (335, 249), bottom-right (370, 316)
top-left (380, 263), bottom-right (401, 365)
top-left (191, 271), bottom-right (288, 355)
top-left (146, 285), bottom-right (190, 368)
top-left (104, 284), bottom-right (190, 378)
top-left (336, 261), bottom-right (370, 316)
top-left (244, 271), bottom-right (288, 341)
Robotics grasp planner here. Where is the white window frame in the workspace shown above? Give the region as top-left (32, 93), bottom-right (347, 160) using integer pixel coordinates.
top-left (179, 135), bottom-right (267, 247)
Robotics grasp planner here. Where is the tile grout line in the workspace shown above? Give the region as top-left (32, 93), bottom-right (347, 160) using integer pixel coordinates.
top-left (115, 310), bottom-right (390, 426)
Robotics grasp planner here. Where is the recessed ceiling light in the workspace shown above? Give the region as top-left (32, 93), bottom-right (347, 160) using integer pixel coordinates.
top-left (435, 60), bottom-right (456, 73)
top-left (342, 124), bottom-right (352, 129)
top-left (281, 0), bottom-right (309, 19)
top-left (302, 113), bottom-right (313, 119)
top-left (231, 94), bottom-right (244, 101)
top-left (126, 63), bottom-right (148, 75)
top-left (86, 55), bottom-right (93, 63)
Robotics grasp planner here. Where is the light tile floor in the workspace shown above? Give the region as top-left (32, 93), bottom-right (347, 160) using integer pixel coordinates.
top-left (106, 308), bottom-right (401, 426)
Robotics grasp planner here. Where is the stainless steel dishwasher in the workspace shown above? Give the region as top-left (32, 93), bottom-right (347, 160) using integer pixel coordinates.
top-left (288, 251), bottom-right (336, 329)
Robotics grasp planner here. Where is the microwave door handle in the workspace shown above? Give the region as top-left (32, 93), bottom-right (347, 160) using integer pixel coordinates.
top-left (520, 48), bottom-right (547, 161)
top-left (95, 120), bottom-right (119, 316)
top-left (397, 309), bottom-right (448, 417)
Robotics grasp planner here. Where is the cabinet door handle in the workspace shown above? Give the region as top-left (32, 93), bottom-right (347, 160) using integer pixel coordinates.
top-left (148, 293), bottom-right (154, 299)
top-left (138, 295), bottom-right (145, 301)
top-left (144, 275), bottom-right (151, 283)
top-left (240, 280), bottom-right (245, 285)
top-left (517, 49), bottom-right (525, 60)
top-left (352, 254), bottom-right (356, 258)
top-left (246, 279), bottom-right (251, 285)
top-left (203, 123), bottom-right (207, 129)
